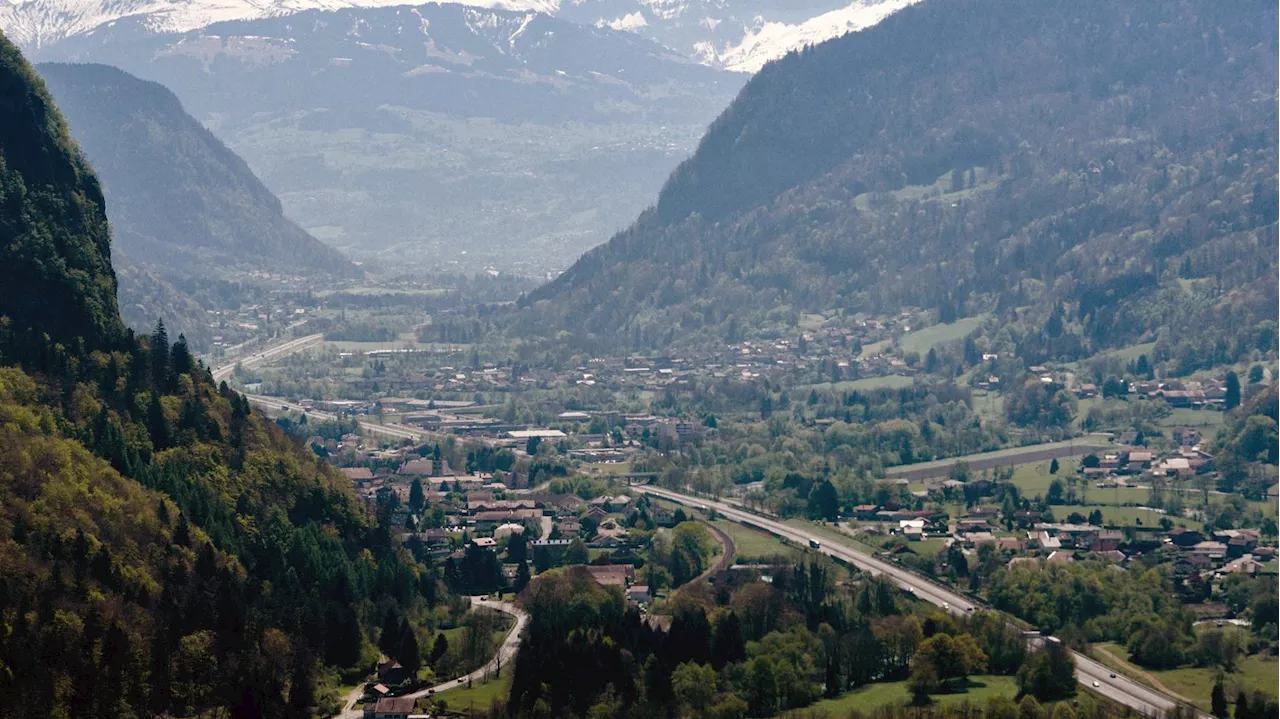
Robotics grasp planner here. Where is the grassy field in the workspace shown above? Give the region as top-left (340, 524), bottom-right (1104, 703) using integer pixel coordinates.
top-left (714, 520), bottom-right (796, 560)
top-left (1093, 642), bottom-right (1278, 711)
top-left (808, 675), bottom-right (1019, 716)
top-left (323, 339), bottom-right (472, 352)
top-left (885, 435), bottom-right (1112, 476)
top-left (1073, 505), bottom-right (1167, 527)
top-left (898, 316), bottom-right (987, 355)
top-left (1158, 408), bottom-right (1226, 430)
top-left (433, 671), bottom-right (512, 714)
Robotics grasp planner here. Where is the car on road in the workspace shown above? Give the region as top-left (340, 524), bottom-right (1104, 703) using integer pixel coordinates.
top-left (943, 602), bottom-right (949, 610)
top-left (1109, 673), bottom-right (1116, 678)
top-left (809, 539), bottom-right (821, 549)
top-left (1092, 681), bottom-right (1100, 688)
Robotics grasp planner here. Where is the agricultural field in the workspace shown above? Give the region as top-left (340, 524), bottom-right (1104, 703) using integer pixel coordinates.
top-left (898, 316), bottom-right (988, 355)
top-left (714, 520), bottom-right (795, 561)
top-left (808, 674), bottom-right (1020, 716)
top-left (1093, 640), bottom-right (1277, 712)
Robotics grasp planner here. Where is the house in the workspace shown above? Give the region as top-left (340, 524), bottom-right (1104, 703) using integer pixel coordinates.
top-left (1126, 451), bottom-right (1156, 468)
top-left (1008, 557), bottom-right (1041, 569)
top-left (854, 505), bottom-right (880, 521)
top-left (1094, 550), bottom-right (1127, 564)
top-left (1094, 530), bottom-right (1124, 552)
top-left (1227, 535), bottom-right (1257, 558)
top-left (584, 564), bottom-right (633, 588)
top-left (375, 660), bottom-right (409, 686)
top-left (494, 523), bottom-right (526, 539)
top-left (473, 537), bottom-right (498, 549)
top-left (627, 585), bottom-right (651, 604)
top-left (369, 697), bottom-right (416, 719)
top-left (1046, 550), bottom-right (1075, 565)
top-left (342, 467), bottom-right (375, 481)
top-left (1167, 527), bottom-right (1205, 547)
top-left (996, 538), bottom-right (1025, 552)
top-left (586, 506), bottom-right (609, 522)
top-left (1174, 554), bottom-right (1211, 575)
top-left (1172, 427), bottom-right (1203, 446)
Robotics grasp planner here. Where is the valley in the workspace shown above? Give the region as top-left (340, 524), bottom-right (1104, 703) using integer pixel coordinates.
top-left (0, 0), bottom-right (1275, 718)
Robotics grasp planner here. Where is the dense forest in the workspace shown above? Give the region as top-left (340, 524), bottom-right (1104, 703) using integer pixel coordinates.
top-left (0, 34), bottom-right (438, 718)
top-left (496, 559), bottom-right (1070, 719)
top-left (515, 0), bottom-right (1277, 368)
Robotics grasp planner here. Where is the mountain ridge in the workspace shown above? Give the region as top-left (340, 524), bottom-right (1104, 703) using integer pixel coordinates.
top-left (516, 0), bottom-right (1278, 370)
top-left (4, 0), bottom-right (915, 73)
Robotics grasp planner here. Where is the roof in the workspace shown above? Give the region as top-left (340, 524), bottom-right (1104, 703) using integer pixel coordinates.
top-left (584, 565), bottom-right (630, 587)
top-left (341, 467), bottom-right (374, 480)
top-left (375, 697), bottom-right (416, 713)
top-left (1046, 550), bottom-right (1075, 564)
top-left (508, 429), bottom-right (567, 439)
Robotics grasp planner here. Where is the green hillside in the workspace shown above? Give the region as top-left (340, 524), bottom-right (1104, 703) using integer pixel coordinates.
top-left (0, 33), bottom-right (436, 718)
top-left (518, 0), bottom-right (1278, 373)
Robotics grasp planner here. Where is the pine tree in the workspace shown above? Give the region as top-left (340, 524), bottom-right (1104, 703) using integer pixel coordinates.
top-left (1211, 678), bottom-right (1228, 718)
top-left (1235, 691), bottom-right (1251, 719)
top-left (1225, 371), bottom-right (1241, 410)
top-left (150, 320), bottom-right (170, 390)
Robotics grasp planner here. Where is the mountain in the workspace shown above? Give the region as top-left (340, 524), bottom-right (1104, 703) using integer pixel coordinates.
top-left (3, 0), bottom-right (916, 72)
top-left (37, 62), bottom-right (353, 276)
top-left (518, 0), bottom-right (1279, 369)
top-left (0, 35), bottom-right (121, 350)
top-left (32, 3), bottom-right (741, 273)
top-left (36, 61), bottom-right (354, 348)
top-left (0, 30), bottom-right (439, 717)
top-left (557, 0), bottom-right (920, 72)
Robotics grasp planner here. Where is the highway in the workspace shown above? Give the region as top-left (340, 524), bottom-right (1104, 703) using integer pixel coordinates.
top-left (210, 333), bottom-right (324, 383)
top-left (245, 394), bottom-right (427, 442)
top-left (635, 485), bottom-right (1196, 718)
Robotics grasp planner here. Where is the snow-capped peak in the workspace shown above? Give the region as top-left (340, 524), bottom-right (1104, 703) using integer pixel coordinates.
top-left (0, 0), bottom-right (561, 48)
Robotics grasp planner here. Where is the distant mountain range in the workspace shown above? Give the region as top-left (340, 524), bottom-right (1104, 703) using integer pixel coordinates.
top-left (518, 0), bottom-right (1279, 366)
top-left (29, 3), bottom-right (746, 272)
top-left (37, 61), bottom-right (354, 345)
top-left (3, 0), bottom-right (916, 72)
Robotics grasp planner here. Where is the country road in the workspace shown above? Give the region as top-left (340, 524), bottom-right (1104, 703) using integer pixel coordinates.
top-left (634, 485), bottom-right (1201, 719)
top-left (332, 597), bottom-right (527, 718)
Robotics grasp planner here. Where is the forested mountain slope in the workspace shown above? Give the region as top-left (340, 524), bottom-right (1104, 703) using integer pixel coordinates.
top-left (38, 62), bottom-right (354, 277)
top-left (0, 32), bottom-right (436, 718)
top-left (521, 0), bottom-right (1278, 369)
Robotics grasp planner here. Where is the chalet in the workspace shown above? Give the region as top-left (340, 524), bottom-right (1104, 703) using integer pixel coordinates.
top-left (1174, 554), bottom-right (1211, 575)
top-left (342, 467), bottom-right (375, 481)
top-left (627, 585), bottom-right (651, 604)
top-left (1126, 451), bottom-right (1156, 468)
top-left (1094, 530), bottom-right (1123, 552)
top-left (1227, 535), bottom-right (1257, 558)
top-left (586, 506), bottom-right (609, 522)
top-left (1046, 550), bottom-right (1075, 565)
top-left (1167, 527), bottom-right (1204, 547)
top-left (1218, 556), bottom-right (1261, 576)
top-left (854, 505), bottom-right (880, 520)
top-left (1172, 427), bottom-right (1203, 446)
top-left (996, 537), bottom-right (1025, 552)
top-left (368, 697), bottom-right (416, 719)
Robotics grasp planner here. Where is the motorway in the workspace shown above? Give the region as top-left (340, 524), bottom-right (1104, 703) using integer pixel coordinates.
top-left (635, 485), bottom-right (1196, 718)
top-left (211, 333), bottom-right (325, 383)
top-left (245, 394), bottom-right (427, 442)
top-left (332, 597), bottom-right (527, 718)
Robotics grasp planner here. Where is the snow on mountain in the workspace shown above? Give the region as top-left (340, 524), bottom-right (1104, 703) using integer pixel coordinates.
top-left (711, 0), bottom-right (921, 72)
top-left (0, 0), bottom-right (559, 48)
top-left (3, 0), bottom-right (916, 70)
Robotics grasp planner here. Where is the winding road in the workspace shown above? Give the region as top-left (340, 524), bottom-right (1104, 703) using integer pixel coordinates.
top-left (332, 597), bottom-right (527, 718)
top-left (635, 485), bottom-right (1201, 719)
